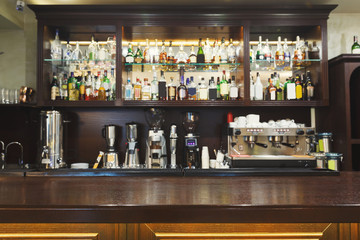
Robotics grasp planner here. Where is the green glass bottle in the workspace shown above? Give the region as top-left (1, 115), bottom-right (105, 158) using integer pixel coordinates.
top-left (351, 36), bottom-right (360, 54)
top-left (197, 38), bottom-right (205, 63)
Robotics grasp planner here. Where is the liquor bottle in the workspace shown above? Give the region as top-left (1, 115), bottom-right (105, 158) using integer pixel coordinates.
top-left (98, 44), bottom-right (107, 61)
top-left (134, 43), bottom-right (144, 63)
top-left (158, 71), bottom-right (167, 100)
top-left (351, 36), bottom-right (360, 54)
top-left (301, 74), bottom-right (307, 100)
top-left (63, 40), bottom-right (72, 61)
top-left (305, 71), bottom-right (315, 101)
top-left (216, 77), bottom-right (221, 99)
top-left (50, 73), bottom-right (60, 101)
top-left (71, 41), bottom-right (83, 61)
top-left (68, 72), bottom-right (76, 101)
top-left (275, 36), bottom-right (284, 67)
top-left (220, 37), bottom-right (228, 63)
top-left (309, 41), bottom-right (320, 59)
top-left (220, 70), bottom-right (229, 100)
top-left (103, 70), bottom-right (111, 100)
top-left (213, 39), bottom-right (220, 64)
top-left (85, 71), bottom-right (93, 101)
top-left (134, 77), bottom-right (142, 100)
top-left (143, 39), bottom-right (151, 63)
top-left (197, 38), bottom-right (205, 63)
top-left (204, 38), bottom-right (212, 63)
top-left (293, 36), bottom-right (303, 66)
top-left (151, 69), bottom-right (159, 100)
top-left (51, 29), bottom-right (62, 60)
top-left (178, 71), bottom-right (188, 100)
top-left (267, 76), bottom-right (277, 101)
top-left (59, 74), bottom-right (68, 100)
top-left (141, 78), bottom-right (151, 100)
top-left (189, 45), bottom-right (197, 64)
top-left (295, 74), bottom-right (303, 100)
top-left (250, 75), bottom-right (255, 100)
top-left (94, 72), bottom-right (102, 99)
top-left (124, 78), bottom-right (133, 100)
top-left (176, 44), bottom-right (188, 64)
top-left (159, 40), bottom-right (168, 64)
top-left (275, 73), bottom-right (283, 101)
top-left (88, 35), bottom-right (97, 60)
top-left (167, 77), bottom-right (177, 100)
top-left (229, 76), bottom-right (238, 100)
top-left (109, 68), bottom-right (116, 101)
top-left (285, 78), bottom-right (295, 100)
top-left (188, 76), bottom-right (197, 100)
top-left (98, 81), bottom-right (106, 101)
top-left (249, 45), bottom-right (254, 63)
top-left (208, 79), bottom-right (217, 101)
top-left (227, 38), bottom-right (236, 63)
top-left (79, 74), bottom-right (86, 101)
top-left (152, 39), bottom-right (160, 63)
top-left (256, 36), bottom-right (264, 61)
top-left (263, 38), bottom-right (271, 63)
top-left (283, 38), bottom-right (291, 69)
top-left (125, 43), bottom-right (135, 63)
top-left (167, 40), bottom-right (175, 64)
top-left (254, 72), bottom-right (263, 100)
top-left (199, 78), bottom-right (208, 100)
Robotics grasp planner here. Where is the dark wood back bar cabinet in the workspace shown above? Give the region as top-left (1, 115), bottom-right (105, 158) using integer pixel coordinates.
top-left (2, 4), bottom-right (335, 167)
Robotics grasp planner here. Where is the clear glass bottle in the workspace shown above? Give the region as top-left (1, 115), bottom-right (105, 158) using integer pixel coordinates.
top-left (199, 77), bottom-right (208, 100)
top-left (220, 37), bottom-right (228, 63)
top-left (159, 40), bottom-right (168, 64)
top-left (283, 38), bottom-right (291, 69)
top-left (60, 73), bottom-right (68, 100)
top-left (125, 43), bottom-right (135, 63)
top-left (167, 77), bottom-right (177, 100)
top-left (293, 36), bottom-right (303, 66)
top-left (256, 36), bottom-right (264, 61)
top-left (275, 36), bottom-right (284, 67)
top-left (267, 76), bottom-right (277, 101)
top-left (175, 44), bottom-right (188, 64)
top-left (141, 78), bottom-right (151, 100)
top-left (167, 40), bottom-right (175, 64)
top-left (151, 69), bottom-right (159, 100)
top-left (213, 39), bottom-right (220, 64)
top-left (152, 39), bottom-right (160, 63)
top-left (229, 76), bottom-right (238, 100)
top-left (63, 40), bottom-right (72, 61)
top-left (85, 71), bottom-right (93, 101)
top-left (204, 38), bottom-right (212, 63)
top-left (51, 29), bottom-right (62, 60)
top-left (88, 35), bottom-right (97, 60)
top-left (254, 72), bottom-right (264, 101)
top-left (189, 45), bottom-right (197, 64)
top-left (134, 77), bottom-right (142, 100)
top-left (178, 73), bottom-right (188, 100)
top-left (220, 70), bottom-right (229, 100)
top-left (71, 41), bottom-right (83, 61)
top-left (227, 38), bottom-right (236, 63)
top-left (263, 38), bottom-right (272, 63)
top-left (124, 78), bottom-right (133, 100)
top-left (143, 39), bottom-right (151, 63)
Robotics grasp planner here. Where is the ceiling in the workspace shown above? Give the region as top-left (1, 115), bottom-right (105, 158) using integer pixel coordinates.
top-left (23, 0), bottom-right (360, 13)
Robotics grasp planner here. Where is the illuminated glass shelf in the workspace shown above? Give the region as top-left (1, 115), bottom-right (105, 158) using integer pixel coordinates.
top-left (125, 62), bottom-right (241, 66)
top-left (44, 59), bottom-right (116, 62)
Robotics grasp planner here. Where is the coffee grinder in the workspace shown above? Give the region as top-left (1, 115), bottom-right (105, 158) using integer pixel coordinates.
top-left (183, 112), bottom-right (200, 168)
top-left (102, 125), bottom-right (119, 169)
top-left (124, 122), bottom-right (140, 168)
top-left (145, 108), bottom-right (167, 168)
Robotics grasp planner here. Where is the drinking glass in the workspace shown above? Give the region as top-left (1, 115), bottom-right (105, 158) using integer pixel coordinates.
top-left (9, 89), bottom-right (15, 104)
top-left (13, 89), bottom-right (19, 104)
top-left (4, 89), bottom-right (9, 104)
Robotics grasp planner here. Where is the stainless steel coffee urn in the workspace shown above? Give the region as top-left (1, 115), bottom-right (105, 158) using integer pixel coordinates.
top-left (40, 110), bottom-right (66, 169)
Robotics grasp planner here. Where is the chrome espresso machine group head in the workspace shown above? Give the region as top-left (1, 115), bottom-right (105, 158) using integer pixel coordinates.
top-left (145, 108), bottom-right (167, 169)
top-left (124, 122), bottom-right (140, 168)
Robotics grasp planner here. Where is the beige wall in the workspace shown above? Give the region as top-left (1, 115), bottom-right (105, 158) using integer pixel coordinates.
top-left (328, 13), bottom-right (360, 60)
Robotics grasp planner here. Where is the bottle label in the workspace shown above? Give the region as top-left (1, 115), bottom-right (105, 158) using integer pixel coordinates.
top-left (168, 87), bottom-right (176, 100)
top-left (134, 88), bottom-right (141, 99)
top-left (179, 89), bottom-right (187, 99)
top-left (296, 85), bottom-right (303, 99)
top-left (287, 83), bottom-right (296, 100)
top-left (352, 48), bottom-right (360, 54)
top-left (188, 87), bottom-right (196, 97)
top-left (307, 86), bottom-right (314, 98)
top-left (125, 88), bottom-right (132, 100)
top-left (230, 87), bottom-right (238, 99)
top-left (199, 89), bottom-right (208, 100)
top-left (270, 89), bottom-right (276, 100)
top-left (51, 86), bottom-right (59, 101)
top-left (220, 83), bottom-right (228, 95)
top-left (126, 56), bottom-right (134, 63)
top-left (189, 56), bottom-right (197, 63)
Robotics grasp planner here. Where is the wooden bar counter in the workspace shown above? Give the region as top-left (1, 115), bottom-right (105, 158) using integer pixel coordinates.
top-left (0, 171), bottom-right (359, 223)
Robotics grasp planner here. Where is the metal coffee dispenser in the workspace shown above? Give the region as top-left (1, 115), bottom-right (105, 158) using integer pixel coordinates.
top-left (102, 125), bottom-right (120, 169)
top-left (124, 122), bottom-right (140, 168)
top-left (228, 115), bottom-right (316, 168)
top-left (39, 110), bottom-right (66, 169)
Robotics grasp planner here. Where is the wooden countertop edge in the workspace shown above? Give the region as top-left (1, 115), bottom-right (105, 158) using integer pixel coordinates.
top-left (0, 205), bottom-right (359, 223)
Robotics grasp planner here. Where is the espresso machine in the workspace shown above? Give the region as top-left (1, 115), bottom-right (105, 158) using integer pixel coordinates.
top-left (124, 122), bottom-right (140, 168)
top-left (183, 112), bottom-right (200, 169)
top-left (102, 125), bottom-right (120, 169)
top-left (39, 110), bottom-right (66, 169)
top-left (145, 108), bottom-right (167, 169)
top-left (227, 117), bottom-right (316, 168)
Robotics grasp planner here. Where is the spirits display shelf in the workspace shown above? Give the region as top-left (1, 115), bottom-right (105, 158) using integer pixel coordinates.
top-left (122, 100), bottom-right (246, 107)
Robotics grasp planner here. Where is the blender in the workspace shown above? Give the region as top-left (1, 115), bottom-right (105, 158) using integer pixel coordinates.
top-left (102, 124), bottom-right (119, 169)
top-left (183, 112), bottom-right (200, 169)
top-left (124, 122), bottom-right (140, 168)
top-left (145, 108), bottom-right (167, 169)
